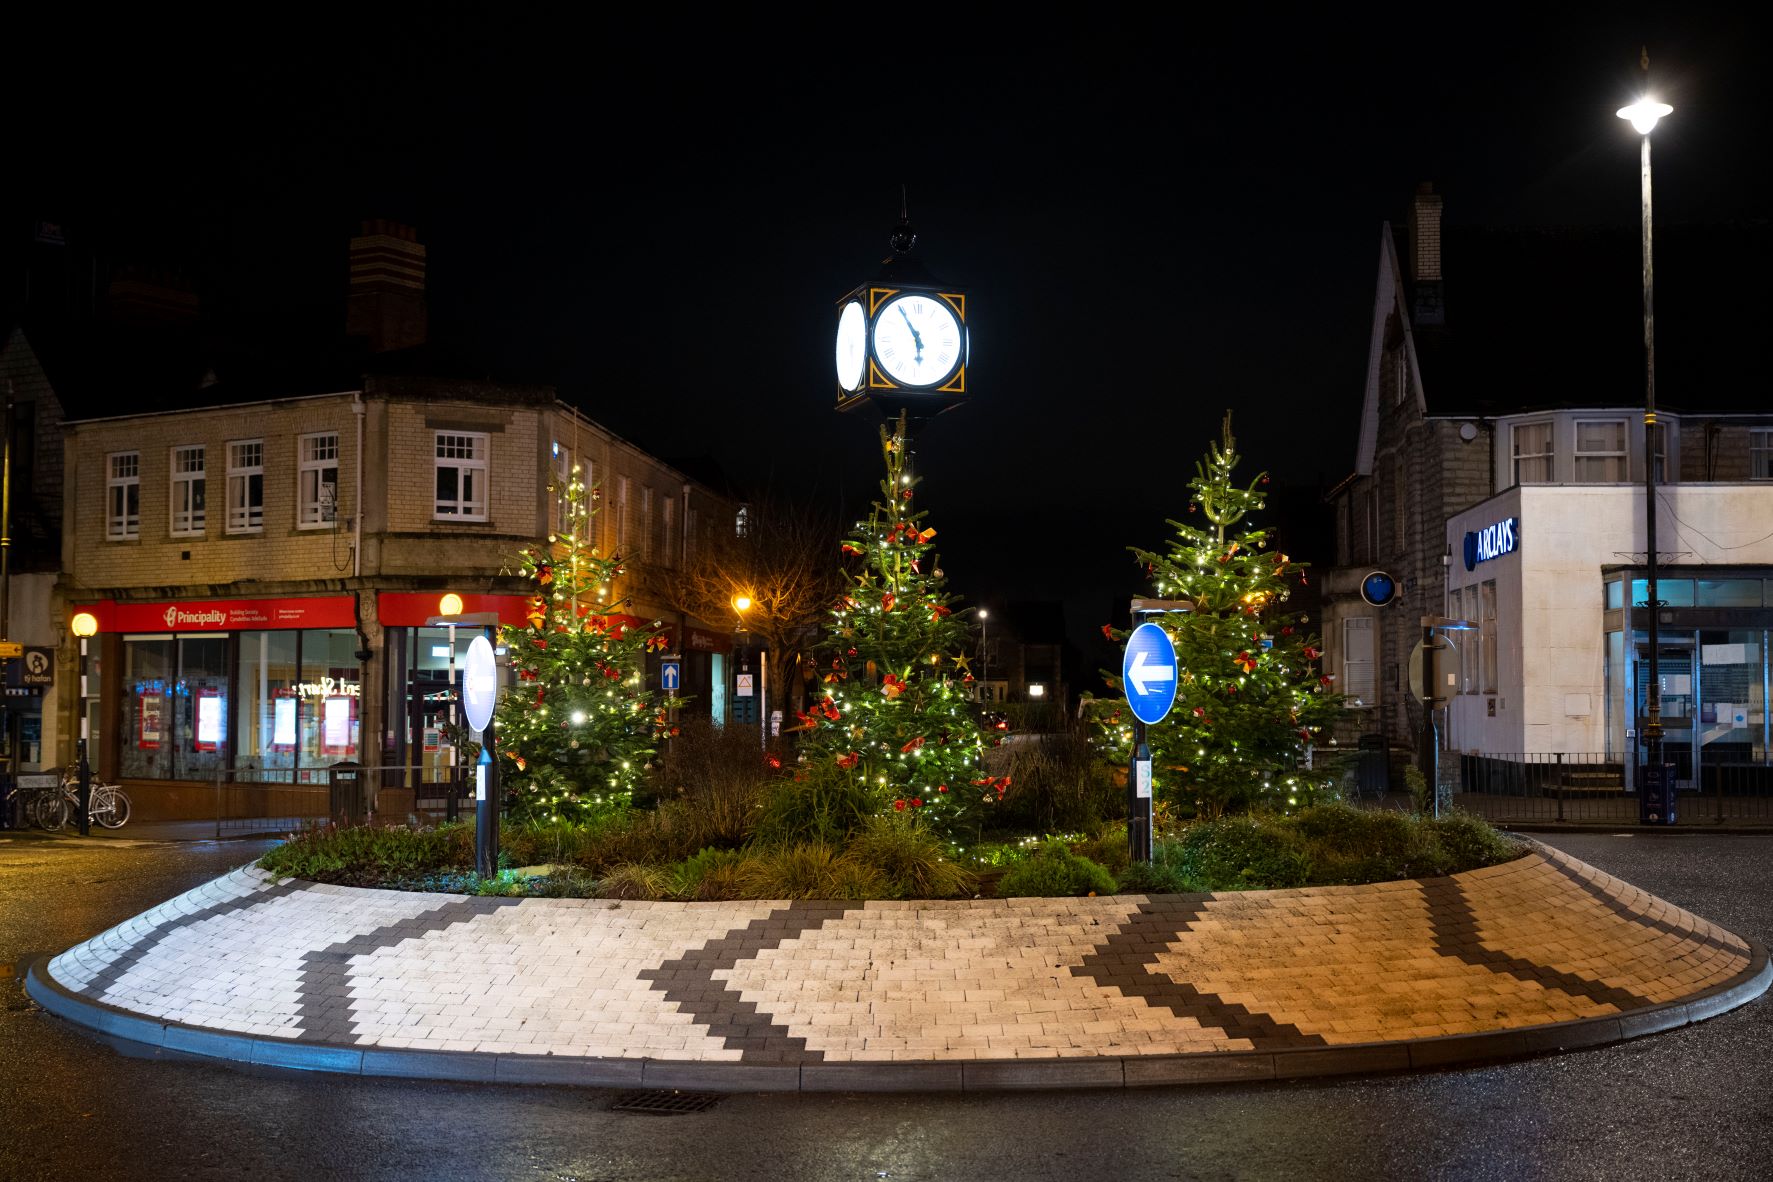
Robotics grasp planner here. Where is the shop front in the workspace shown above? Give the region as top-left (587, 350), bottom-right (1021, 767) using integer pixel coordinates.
top-left (73, 596), bottom-right (365, 791)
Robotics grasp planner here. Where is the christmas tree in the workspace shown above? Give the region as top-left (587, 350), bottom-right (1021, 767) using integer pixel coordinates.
top-left (496, 465), bottom-right (671, 822)
top-left (797, 413), bottom-right (995, 836)
top-left (1097, 414), bottom-right (1341, 816)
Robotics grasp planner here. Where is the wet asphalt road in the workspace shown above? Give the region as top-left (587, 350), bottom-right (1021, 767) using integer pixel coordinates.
top-left (2, 828), bottom-right (1770, 1182)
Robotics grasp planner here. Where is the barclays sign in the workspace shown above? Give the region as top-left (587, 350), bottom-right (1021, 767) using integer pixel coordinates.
top-left (1463, 517), bottom-right (1519, 571)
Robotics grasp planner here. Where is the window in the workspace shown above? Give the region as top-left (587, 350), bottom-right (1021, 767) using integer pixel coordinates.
top-left (1342, 617), bottom-right (1375, 706)
top-left (298, 433), bottom-right (339, 527)
top-left (552, 442), bottom-right (573, 534)
top-left (686, 507), bottom-right (699, 562)
top-left (1651, 422), bottom-right (1667, 482)
top-left (434, 431), bottom-right (487, 520)
top-left (1392, 351), bottom-right (1407, 406)
top-left (641, 486), bottom-right (655, 560)
top-left (1752, 429), bottom-right (1773, 480)
top-left (169, 445), bottom-right (206, 536)
top-left (736, 505), bottom-right (750, 537)
top-left (107, 451), bottom-right (140, 540)
top-left (663, 497), bottom-right (678, 568)
top-left (1574, 419), bottom-right (1627, 481)
top-left (616, 476), bottom-right (632, 553)
top-left (227, 440), bottom-right (264, 532)
top-left (1480, 580), bottom-right (1498, 693)
top-left (1511, 421), bottom-right (1553, 483)
top-left (1393, 460), bottom-right (1407, 552)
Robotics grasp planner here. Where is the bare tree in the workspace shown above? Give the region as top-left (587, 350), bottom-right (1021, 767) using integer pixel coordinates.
top-left (643, 493), bottom-right (847, 721)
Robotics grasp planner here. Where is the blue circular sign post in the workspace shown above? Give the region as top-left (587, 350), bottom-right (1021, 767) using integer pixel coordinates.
top-left (1121, 620), bottom-right (1180, 866)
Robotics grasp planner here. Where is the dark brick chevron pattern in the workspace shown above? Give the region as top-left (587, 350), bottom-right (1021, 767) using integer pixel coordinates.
top-left (639, 902), bottom-right (863, 1064)
top-left (1070, 898), bottom-right (1329, 1049)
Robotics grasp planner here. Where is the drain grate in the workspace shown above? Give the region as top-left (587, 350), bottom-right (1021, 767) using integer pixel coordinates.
top-left (609, 1090), bottom-right (723, 1115)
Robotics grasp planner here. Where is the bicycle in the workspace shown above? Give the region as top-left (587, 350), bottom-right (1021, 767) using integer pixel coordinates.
top-left (42, 768), bottom-right (133, 831)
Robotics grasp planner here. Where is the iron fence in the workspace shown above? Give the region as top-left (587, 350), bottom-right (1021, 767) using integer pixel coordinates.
top-left (213, 763), bottom-right (469, 837)
top-left (1439, 752), bottom-right (1773, 826)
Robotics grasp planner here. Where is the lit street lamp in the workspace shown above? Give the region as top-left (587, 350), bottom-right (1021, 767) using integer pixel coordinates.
top-left (70, 611), bottom-right (98, 836)
top-left (977, 608), bottom-right (989, 701)
top-left (1617, 67), bottom-right (1673, 820)
top-left (732, 594), bottom-right (763, 742)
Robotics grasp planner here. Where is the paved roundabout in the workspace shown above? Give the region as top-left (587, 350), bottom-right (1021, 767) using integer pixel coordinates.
top-left (26, 840), bottom-right (1768, 1092)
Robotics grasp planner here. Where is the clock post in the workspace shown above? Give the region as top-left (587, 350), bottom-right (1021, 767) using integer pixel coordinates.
top-left (833, 200), bottom-right (970, 440)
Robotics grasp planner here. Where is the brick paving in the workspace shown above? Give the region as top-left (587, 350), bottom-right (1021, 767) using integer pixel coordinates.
top-left (40, 847), bottom-right (1761, 1070)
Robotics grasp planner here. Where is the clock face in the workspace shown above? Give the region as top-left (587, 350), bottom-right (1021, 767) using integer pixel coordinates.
top-left (871, 294), bottom-right (962, 387)
top-left (835, 300), bottom-right (866, 392)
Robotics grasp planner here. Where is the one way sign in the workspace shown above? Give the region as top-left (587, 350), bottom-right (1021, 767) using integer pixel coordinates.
top-left (660, 660), bottom-right (681, 694)
top-left (1121, 622), bottom-right (1178, 725)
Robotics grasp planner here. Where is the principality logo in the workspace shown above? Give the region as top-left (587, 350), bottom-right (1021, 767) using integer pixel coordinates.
top-left (162, 604), bottom-right (229, 628)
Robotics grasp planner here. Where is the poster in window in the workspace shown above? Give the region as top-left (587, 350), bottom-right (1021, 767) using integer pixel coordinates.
top-left (138, 693), bottom-right (164, 749)
top-left (273, 695), bottom-right (297, 749)
top-left (323, 695), bottom-right (353, 753)
top-left (195, 688), bottom-right (224, 752)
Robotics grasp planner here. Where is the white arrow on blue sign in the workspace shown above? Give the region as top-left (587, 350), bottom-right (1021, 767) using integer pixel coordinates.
top-left (1121, 621), bottom-right (1178, 725)
top-left (660, 661), bottom-right (681, 693)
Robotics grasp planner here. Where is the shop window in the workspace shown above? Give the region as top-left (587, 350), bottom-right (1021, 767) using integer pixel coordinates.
top-left (1574, 419), bottom-right (1627, 482)
top-left (1341, 617), bottom-right (1375, 707)
top-left (434, 431), bottom-right (488, 520)
top-left (1511, 421), bottom-right (1553, 484)
top-left (1751, 429), bottom-right (1773, 480)
top-left (238, 631), bottom-right (299, 774)
top-left (107, 451), bottom-right (140, 540)
top-left (1480, 580), bottom-right (1497, 693)
top-left (298, 432), bottom-right (340, 527)
top-left (1697, 579), bottom-right (1763, 607)
top-left (300, 629), bottom-right (363, 766)
top-left (119, 635), bottom-right (228, 780)
top-left (1632, 578), bottom-right (1694, 607)
top-left (170, 445), bottom-right (206, 536)
top-left (227, 439), bottom-right (264, 532)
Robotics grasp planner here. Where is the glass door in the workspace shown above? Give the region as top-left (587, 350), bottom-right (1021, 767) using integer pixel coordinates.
top-left (1635, 631), bottom-right (1696, 788)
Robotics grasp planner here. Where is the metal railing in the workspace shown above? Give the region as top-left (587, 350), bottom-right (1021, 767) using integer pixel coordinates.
top-left (213, 763), bottom-right (469, 837)
top-left (1438, 752), bottom-right (1773, 826)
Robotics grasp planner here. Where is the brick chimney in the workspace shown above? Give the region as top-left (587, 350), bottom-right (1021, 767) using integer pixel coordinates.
top-left (345, 219), bottom-right (427, 351)
top-left (1407, 182), bottom-right (1444, 326)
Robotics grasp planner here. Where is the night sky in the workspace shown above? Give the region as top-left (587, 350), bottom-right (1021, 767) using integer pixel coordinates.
top-left (7, 14), bottom-right (1768, 661)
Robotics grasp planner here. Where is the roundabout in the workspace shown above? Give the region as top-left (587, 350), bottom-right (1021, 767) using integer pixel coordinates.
top-left (26, 841), bottom-right (1767, 1092)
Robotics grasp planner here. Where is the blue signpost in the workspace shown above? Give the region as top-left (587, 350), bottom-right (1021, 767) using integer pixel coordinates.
top-left (660, 660), bottom-right (681, 695)
top-left (1122, 619), bottom-right (1180, 864)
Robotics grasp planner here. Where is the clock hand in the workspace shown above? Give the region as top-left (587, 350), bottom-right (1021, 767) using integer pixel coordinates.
top-left (898, 306), bottom-right (925, 359)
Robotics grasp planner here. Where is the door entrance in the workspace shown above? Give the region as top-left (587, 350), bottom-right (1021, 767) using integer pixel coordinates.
top-left (1635, 633), bottom-right (1696, 788)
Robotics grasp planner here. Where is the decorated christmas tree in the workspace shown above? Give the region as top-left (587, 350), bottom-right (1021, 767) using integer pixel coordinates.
top-left (495, 465), bottom-right (671, 821)
top-left (797, 413), bottom-right (994, 835)
top-left (1097, 414), bottom-right (1340, 816)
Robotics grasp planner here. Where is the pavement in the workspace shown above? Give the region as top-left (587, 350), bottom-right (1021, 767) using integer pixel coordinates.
top-left (24, 839), bottom-right (1769, 1093)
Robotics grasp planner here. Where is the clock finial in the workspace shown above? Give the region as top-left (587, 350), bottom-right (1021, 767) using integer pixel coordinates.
top-left (889, 185), bottom-right (917, 255)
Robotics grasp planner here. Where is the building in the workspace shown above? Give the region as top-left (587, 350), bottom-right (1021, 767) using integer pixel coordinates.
top-left (1322, 185), bottom-right (1773, 789)
top-left (53, 223), bottom-right (736, 818)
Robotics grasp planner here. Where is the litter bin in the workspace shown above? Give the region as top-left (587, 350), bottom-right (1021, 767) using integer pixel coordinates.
top-left (1638, 762), bottom-right (1678, 825)
top-left (1357, 733), bottom-right (1390, 798)
top-left (328, 761), bottom-right (368, 825)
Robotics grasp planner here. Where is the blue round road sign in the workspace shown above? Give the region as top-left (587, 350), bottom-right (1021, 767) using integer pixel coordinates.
top-left (1121, 621), bottom-right (1179, 725)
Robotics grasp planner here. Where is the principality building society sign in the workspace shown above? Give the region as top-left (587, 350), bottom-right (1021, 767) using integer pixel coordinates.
top-left (1463, 517), bottom-right (1520, 571)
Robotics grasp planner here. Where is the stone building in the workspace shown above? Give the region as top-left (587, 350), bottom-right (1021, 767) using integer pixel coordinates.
top-left (1321, 185), bottom-right (1773, 788)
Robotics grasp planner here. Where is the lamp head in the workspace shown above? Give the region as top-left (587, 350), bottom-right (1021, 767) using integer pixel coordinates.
top-left (71, 612), bottom-right (99, 638)
top-left (439, 593), bottom-right (464, 618)
top-left (1617, 97), bottom-right (1672, 135)
top-left (732, 594), bottom-right (752, 613)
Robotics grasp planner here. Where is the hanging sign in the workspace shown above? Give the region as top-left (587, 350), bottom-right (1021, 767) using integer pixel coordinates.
top-left (463, 635), bottom-right (498, 733)
top-left (1360, 571), bottom-right (1398, 607)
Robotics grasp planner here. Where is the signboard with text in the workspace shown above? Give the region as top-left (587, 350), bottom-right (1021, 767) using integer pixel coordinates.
top-left (76, 596), bottom-right (356, 633)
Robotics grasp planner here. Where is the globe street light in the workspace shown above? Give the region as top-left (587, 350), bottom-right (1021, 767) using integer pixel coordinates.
top-left (977, 608), bottom-right (990, 701)
top-left (70, 611), bottom-right (99, 836)
top-left (1617, 69), bottom-right (1672, 819)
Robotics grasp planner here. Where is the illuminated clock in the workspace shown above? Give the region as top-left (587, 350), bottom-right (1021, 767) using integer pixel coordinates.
top-left (870, 293), bottom-right (962, 388)
top-left (835, 300), bottom-right (866, 392)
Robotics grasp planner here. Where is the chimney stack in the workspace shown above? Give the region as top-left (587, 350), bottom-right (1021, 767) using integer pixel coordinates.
top-left (346, 219), bottom-right (427, 351)
top-left (1407, 182), bottom-right (1444, 326)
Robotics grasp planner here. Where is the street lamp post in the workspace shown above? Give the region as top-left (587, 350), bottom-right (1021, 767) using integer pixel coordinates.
top-left (439, 593), bottom-right (464, 822)
top-left (70, 612), bottom-right (99, 836)
top-left (732, 594), bottom-right (752, 733)
top-left (978, 608), bottom-right (989, 702)
top-left (1618, 74), bottom-right (1673, 819)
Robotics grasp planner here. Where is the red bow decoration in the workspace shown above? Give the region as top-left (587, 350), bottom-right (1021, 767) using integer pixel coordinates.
top-left (837, 752), bottom-right (860, 769)
top-left (881, 593), bottom-right (896, 613)
top-left (1101, 624), bottom-right (1115, 641)
top-left (1234, 651), bottom-right (1257, 674)
top-left (841, 542), bottom-right (863, 555)
top-left (881, 674), bottom-right (905, 700)
top-left (918, 528), bottom-right (936, 542)
top-left (819, 698), bottom-right (841, 721)
top-left (901, 736), bottom-right (925, 753)
top-left (931, 605), bottom-right (951, 620)
top-left (765, 753), bottom-right (782, 769)
top-left (537, 564), bottom-right (553, 586)
top-left (526, 600), bottom-right (547, 630)
top-left (1303, 645), bottom-right (1321, 660)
